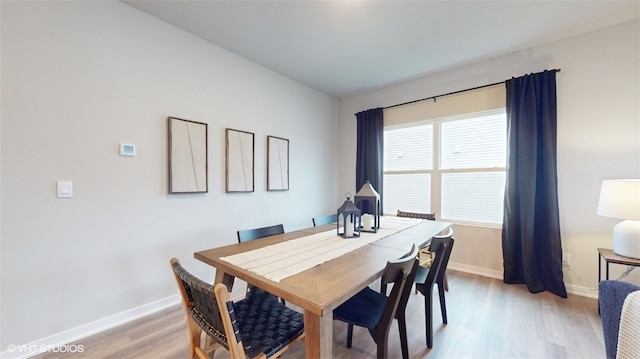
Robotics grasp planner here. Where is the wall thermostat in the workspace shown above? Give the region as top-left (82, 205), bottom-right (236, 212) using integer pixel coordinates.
top-left (120, 144), bottom-right (135, 156)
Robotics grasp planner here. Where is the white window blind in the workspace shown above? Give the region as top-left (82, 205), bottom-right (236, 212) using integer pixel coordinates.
top-left (440, 113), bottom-right (506, 169)
top-left (441, 172), bottom-right (505, 223)
top-left (383, 109), bottom-right (506, 226)
top-left (383, 124), bottom-right (433, 215)
top-left (383, 173), bottom-right (432, 214)
top-left (383, 125), bottom-right (432, 171)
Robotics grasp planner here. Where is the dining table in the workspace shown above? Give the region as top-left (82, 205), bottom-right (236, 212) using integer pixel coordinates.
top-left (194, 217), bottom-right (451, 358)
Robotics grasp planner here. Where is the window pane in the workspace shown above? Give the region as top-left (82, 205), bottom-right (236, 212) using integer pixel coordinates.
top-left (384, 124), bottom-right (433, 171)
top-left (441, 172), bottom-right (505, 224)
top-left (441, 113), bottom-right (506, 169)
top-left (383, 173), bottom-right (431, 215)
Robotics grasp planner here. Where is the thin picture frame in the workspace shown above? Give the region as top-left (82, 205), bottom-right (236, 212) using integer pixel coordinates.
top-left (225, 128), bottom-right (255, 193)
top-left (267, 135), bottom-right (289, 191)
top-left (168, 116), bottom-right (208, 194)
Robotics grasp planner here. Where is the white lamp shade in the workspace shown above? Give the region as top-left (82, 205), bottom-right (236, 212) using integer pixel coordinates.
top-left (597, 179), bottom-right (640, 220)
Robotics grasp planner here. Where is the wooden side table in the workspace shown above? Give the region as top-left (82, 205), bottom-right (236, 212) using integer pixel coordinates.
top-left (598, 248), bottom-right (640, 283)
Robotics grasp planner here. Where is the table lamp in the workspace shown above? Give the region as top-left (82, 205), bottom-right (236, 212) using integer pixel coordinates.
top-left (597, 179), bottom-right (640, 259)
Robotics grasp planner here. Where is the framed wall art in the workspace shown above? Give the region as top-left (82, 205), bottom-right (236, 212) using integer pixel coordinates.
top-left (168, 117), bottom-right (208, 194)
top-left (267, 135), bottom-right (289, 191)
top-left (226, 128), bottom-right (255, 193)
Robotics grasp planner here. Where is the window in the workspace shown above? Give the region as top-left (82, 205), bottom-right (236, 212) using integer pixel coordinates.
top-left (383, 110), bottom-right (506, 226)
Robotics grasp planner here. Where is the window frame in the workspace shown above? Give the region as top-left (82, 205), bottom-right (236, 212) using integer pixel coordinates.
top-left (383, 109), bottom-right (506, 228)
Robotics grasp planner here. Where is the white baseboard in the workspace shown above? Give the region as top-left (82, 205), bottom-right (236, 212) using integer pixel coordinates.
top-left (0, 295), bottom-right (179, 359)
top-left (448, 261), bottom-right (598, 299)
top-left (448, 261), bottom-right (504, 280)
top-left (564, 282), bottom-right (599, 299)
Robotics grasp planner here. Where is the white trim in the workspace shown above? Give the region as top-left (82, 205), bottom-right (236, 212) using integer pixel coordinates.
top-left (565, 282), bottom-right (599, 299)
top-left (448, 262), bottom-right (598, 299)
top-left (448, 261), bottom-right (503, 279)
top-left (0, 295), bottom-right (179, 359)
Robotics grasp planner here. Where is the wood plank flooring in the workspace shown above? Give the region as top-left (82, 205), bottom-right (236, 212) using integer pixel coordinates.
top-left (34, 271), bottom-right (605, 358)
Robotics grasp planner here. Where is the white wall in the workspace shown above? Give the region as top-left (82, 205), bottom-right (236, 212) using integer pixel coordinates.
top-left (0, 1), bottom-right (339, 351)
top-left (339, 20), bottom-right (640, 296)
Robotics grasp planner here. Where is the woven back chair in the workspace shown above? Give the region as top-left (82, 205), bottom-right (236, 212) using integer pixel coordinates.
top-left (170, 258), bottom-right (305, 359)
top-left (396, 209), bottom-right (436, 220)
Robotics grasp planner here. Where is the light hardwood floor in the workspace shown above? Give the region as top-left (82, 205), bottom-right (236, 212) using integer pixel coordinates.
top-left (34, 271), bottom-right (605, 358)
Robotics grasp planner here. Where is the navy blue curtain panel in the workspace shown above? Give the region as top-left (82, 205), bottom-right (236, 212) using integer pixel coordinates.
top-left (502, 70), bottom-right (567, 298)
top-left (355, 108), bottom-right (384, 213)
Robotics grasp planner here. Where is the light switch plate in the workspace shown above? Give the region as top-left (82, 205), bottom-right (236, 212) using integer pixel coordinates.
top-left (57, 181), bottom-right (73, 198)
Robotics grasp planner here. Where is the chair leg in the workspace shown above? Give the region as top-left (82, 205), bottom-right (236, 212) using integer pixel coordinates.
top-left (444, 272), bottom-right (449, 291)
top-left (424, 289), bottom-right (434, 348)
top-left (186, 319), bottom-right (203, 358)
top-left (373, 326), bottom-right (389, 359)
top-left (346, 324), bottom-right (354, 348)
top-left (377, 339), bottom-right (388, 359)
top-left (398, 313), bottom-right (409, 359)
top-left (203, 335), bottom-right (217, 359)
top-left (438, 281), bottom-right (448, 324)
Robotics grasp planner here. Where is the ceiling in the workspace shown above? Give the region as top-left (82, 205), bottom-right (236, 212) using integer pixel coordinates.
top-left (123, 1), bottom-right (639, 99)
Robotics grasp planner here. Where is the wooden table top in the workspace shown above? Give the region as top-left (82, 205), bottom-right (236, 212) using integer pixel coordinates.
top-left (194, 220), bottom-right (451, 317)
top-left (598, 247), bottom-right (640, 266)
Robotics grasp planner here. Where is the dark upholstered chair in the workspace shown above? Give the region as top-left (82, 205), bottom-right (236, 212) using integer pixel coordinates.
top-left (396, 210), bottom-right (451, 292)
top-left (312, 214), bottom-right (338, 227)
top-left (333, 245), bottom-right (419, 359)
top-left (599, 280), bottom-right (640, 359)
top-left (617, 290), bottom-right (640, 358)
top-left (236, 224), bottom-right (286, 303)
top-left (237, 224), bottom-right (285, 243)
top-left (170, 258), bottom-right (305, 359)
top-left (410, 235), bottom-right (454, 349)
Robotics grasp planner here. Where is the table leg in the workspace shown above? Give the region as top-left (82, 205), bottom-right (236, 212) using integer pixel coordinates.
top-left (304, 310), bottom-right (333, 359)
top-left (598, 252), bottom-right (602, 315)
top-left (598, 252), bottom-right (602, 283)
top-left (215, 269), bottom-right (235, 291)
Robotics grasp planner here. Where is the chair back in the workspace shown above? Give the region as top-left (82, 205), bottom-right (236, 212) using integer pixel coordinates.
top-left (312, 214), bottom-right (338, 226)
top-left (617, 291), bottom-right (640, 358)
top-left (376, 245), bottom-right (419, 344)
top-left (418, 236), bottom-right (453, 287)
top-left (170, 258), bottom-right (232, 356)
top-left (396, 210), bottom-right (436, 220)
top-left (170, 258), bottom-right (304, 359)
top-left (237, 224), bottom-right (284, 243)
top-left (431, 235), bottom-right (454, 285)
top-left (599, 280), bottom-right (640, 359)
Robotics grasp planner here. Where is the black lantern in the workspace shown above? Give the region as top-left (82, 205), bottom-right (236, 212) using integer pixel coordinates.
top-left (354, 181), bottom-right (381, 233)
top-left (337, 192), bottom-right (361, 238)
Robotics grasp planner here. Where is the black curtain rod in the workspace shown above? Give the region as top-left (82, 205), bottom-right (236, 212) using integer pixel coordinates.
top-left (383, 69), bottom-right (561, 110)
